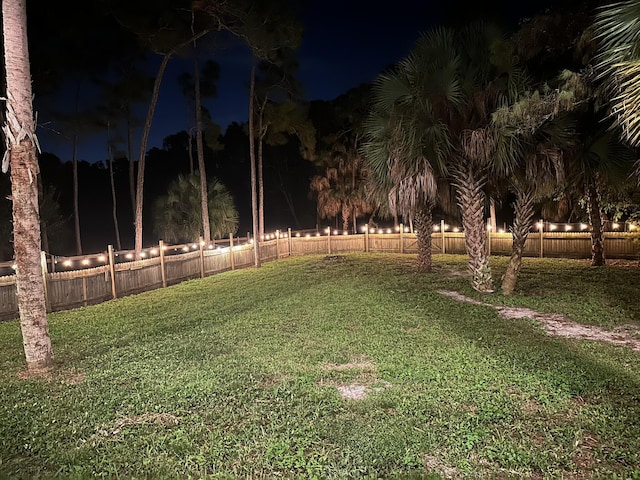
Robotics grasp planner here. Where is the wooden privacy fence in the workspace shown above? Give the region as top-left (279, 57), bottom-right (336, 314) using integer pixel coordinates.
top-left (1, 226), bottom-right (639, 321)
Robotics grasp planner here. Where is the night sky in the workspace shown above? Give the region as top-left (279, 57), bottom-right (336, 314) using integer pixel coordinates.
top-left (32, 0), bottom-right (577, 164)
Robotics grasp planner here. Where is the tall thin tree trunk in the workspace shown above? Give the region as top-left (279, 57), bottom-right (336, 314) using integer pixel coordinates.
top-left (502, 188), bottom-right (535, 295)
top-left (414, 199), bottom-right (435, 273)
top-left (2, 0), bottom-right (54, 370)
top-left (257, 97), bottom-right (268, 238)
top-left (107, 121), bottom-right (122, 250)
top-left (188, 128), bottom-right (194, 174)
top-left (258, 131), bottom-right (265, 237)
top-left (249, 59), bottom-right (261, 267)
top-left (72, 80), bottom-right (82, 255)
top-left (37, 173), bottom-right (50, 253)
top-left (586, 176), bottom-right (606, 266)
top-left (452, 161), bottom-right (493, 292)
top-left (72, 131), bottom-right (82, 255)
top-left (134, 52), bottom-right (172, 257)
top-left (127, 115), bottom-right (136, 220)
top-left (194, 51), bottom-right (211, 244)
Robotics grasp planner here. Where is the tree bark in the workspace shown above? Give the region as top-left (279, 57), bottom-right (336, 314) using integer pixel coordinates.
top-left (107, 122), bottom-right (122, 250)
top-left (134, 52), bottom-right (172, 257)
top-left (194, 51), bottom-right (211, 244)
top-left (127, 115), bottom-right (136, 220)
top-left (3, 0), bottom-right (54, 370)
top-left (586, 177), bottom-right (606, 267)
top-left (452, 161), bottom-right (493, 292)
top-left (502, 188), bottom-right (535, 295)
top-left (72, 131), bottom-right (82, 255)
top-left (249, 59), bottom-right (261, 267)
top-left (414, 199), bottom-right (435, 273)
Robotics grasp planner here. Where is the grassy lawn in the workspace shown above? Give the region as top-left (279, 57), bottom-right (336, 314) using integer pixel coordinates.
top-left (1, 253), bottom-right (639, 478)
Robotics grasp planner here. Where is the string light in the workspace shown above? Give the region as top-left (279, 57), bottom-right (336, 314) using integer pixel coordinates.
top-left (580, 223), bottom-right (588, 231)
top-left (98, 255), bottom-right (106, 263)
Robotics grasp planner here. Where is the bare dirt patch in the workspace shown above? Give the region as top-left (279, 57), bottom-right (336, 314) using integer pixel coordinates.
top-left (422, 454), bottom-right (462, 479)
top-left (17, 366), bottom-right (85, 385)
top-left (437, 290), bottom-right (640, 352)
top-left (318, 355), bottom-right (392, 400)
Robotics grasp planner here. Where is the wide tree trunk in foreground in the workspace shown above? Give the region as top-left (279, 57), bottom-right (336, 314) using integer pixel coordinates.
top-left (3, 0), bottom-right (54, 370)
top-left (502, 188), bottom-right (535, 295)
top-left (451, 161), bottom-right (493, 293)
top-left (414, 200), bottom-right (435, 273)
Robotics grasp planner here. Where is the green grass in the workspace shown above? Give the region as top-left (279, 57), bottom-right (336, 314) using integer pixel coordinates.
top-left (0, 253), bottom-right (639, 479)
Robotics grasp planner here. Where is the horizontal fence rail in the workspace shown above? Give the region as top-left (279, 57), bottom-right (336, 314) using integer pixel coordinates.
top-left (1, 226), bottom-right (638, 321)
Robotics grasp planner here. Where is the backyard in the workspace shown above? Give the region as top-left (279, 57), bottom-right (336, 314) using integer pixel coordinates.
top-left (0, 253), bottom-right (639, 478)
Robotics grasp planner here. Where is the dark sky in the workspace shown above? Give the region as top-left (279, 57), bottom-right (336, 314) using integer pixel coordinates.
top-left (34, 0), bottom-right (576, 164)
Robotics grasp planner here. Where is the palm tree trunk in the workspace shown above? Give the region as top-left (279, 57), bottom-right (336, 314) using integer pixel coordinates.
top-left (414, 199), bottom-right (435, 273)
top-left (249, 58), bottom-right (261, 267)
top-left (3, 0), bottom-right (53, 370)
top-left (134, 52), bottom-right (172, 257)
top-left (452, 161), bottom-right (493, 292)
top-left (502, 188), bottom-right (535, 295)
top-left (586, 177), bottom-right (606, 266)
top-left (194, 51), bottom-right (211, 244)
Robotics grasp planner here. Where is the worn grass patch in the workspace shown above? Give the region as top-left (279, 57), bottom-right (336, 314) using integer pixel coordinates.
top-left (0, 253), bottom-right (639, 478)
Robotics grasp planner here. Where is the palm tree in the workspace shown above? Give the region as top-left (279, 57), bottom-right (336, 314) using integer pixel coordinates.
top-left (593, 0), bottom-right (640, 154)
top-left (309, 149), bottom-right (374, 232)
top-left (153, 173), bottom-right (238, 243)
top-left (2, 0), bottom-right (54, 370)
top-left (364, 24), bottom-right (525, 289)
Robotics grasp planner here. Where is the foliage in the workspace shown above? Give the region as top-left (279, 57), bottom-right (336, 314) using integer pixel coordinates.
top-left (0, 254), bottom-right (639, 477)
top-left (153, 173), bottom-right (238, 242)
top-left (593, 0), bottom-right (640, 150)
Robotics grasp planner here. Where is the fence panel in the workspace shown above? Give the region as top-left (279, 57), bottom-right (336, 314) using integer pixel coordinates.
top-left (48, 266), bottom-right (111, 310)
top-left (0, 276), bottom-right (18, 321)
top-left (605, 233), bottom-right (640, 259)
top-left (204, 249), bottom-right (232, 274)
top-left (233, 246), bottom-right (255, 268)
top-left (165, 252), bottom-right (201, 285)
top-left (329, 235), bottom-right (365, 254)
top-left (290, 236), bottom-right (330, 256)
top-left (114, 258), bottom-right (163, 296)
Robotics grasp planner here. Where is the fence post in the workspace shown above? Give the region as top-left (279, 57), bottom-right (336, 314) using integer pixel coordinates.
top-left (288, 228), bottom-right (292, 257)
top-left (539, 220), bottom-right (544, 258)
top-left (441, 220), bottom-right (446, 254)
top-left (276, 230), bottom-right (280, 259)
top-left (229, 233), bottom-right (235, 270)
top-left (327, 226), bottom-right (331, 254)
top-left (108, 244), bottom-right (117, 298)
top-left (364, 224), bottom-right (369, 252)
top-left (399, 223), bottom-right (404, 254)
top-left (40, 251), bottom-right (51, 312)
top-left (158, 241), bottom-right (167, 288)
top-left (198, 236), bottom-right (205, 278)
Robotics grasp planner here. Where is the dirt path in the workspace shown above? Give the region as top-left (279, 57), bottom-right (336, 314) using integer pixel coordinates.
top-left (437, 290), bottom-right (640, 353)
